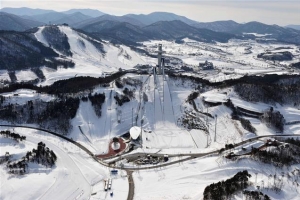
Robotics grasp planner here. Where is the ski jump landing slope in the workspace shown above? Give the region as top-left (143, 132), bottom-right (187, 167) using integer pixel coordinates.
top-left (143, 75), bottom-right (196, 149)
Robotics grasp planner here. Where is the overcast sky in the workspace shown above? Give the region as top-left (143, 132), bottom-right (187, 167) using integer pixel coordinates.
top-left (1, 0), bottom-right (299, 26)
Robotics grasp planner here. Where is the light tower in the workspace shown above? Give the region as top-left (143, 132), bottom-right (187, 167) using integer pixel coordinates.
top-left (214, 114), bottom-right (217, 142)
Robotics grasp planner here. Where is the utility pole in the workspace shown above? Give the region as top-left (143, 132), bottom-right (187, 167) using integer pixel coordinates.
top-left (132, 107), bottom-right (133, 127)
top-left (214, 114), bottom-right (217, 142)
top-left (206, 127), bottom-right (209, 147)
top-left (255, 172), bottom-right (258, 186)
top-left (206, 107), bottom-right (208, 125)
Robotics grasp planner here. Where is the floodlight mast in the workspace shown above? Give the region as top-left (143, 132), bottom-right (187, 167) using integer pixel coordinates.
top-left (214, 114), bottom-right (217, 142)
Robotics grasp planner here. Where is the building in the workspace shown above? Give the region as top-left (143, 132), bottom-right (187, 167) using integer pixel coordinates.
top-left (199, 60), bottom-right (214, 70)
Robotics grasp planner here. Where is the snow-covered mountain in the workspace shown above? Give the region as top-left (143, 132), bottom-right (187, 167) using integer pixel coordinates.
top-left (0, 25), bottom-right (155, 84)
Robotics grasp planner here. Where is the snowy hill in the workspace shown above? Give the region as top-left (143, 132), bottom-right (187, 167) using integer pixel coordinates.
top-left (35, 25), bottom-right (155, 85)
top-left (0, 25), bottom-right (155, 85)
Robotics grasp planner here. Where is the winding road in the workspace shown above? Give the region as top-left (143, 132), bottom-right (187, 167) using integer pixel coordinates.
top-left (1, 124), bottom-right (300, 200)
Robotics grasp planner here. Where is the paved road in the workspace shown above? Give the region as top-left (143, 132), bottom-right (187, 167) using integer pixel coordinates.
top-left (2, 124), bottom-right (300, 200)
top-left (126, 170), bottom-right (134, 200)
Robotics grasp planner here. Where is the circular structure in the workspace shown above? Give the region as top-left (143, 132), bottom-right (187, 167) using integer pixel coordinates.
top-left (129, 126), bottom-right (141, 140)
top-left (111, 141), bottom-right (121, 150)
top-left (96, 137), bottom-right (126, 159)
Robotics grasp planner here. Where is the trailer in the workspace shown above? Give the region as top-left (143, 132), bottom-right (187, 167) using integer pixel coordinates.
top-left (104, 179), bottom-right (108, 191)
top-left (108, 178), bottom-right (112, 190)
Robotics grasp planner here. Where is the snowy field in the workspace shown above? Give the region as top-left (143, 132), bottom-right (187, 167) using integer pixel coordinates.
top-left (133, 155), bottom-right (300, 200)
top-left (141, 38), bottom-right (300, 83)
top-left (1, 89), bottom-right (54, 105)
top-left (0, 127), bottom-right (128, 200)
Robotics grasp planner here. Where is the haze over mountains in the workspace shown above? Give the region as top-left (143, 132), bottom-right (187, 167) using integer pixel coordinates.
top-left (0, 12), bottom-right (43, 31)
top-left (0, 7), bottom-right (105, 17)
top-left (1, 7), bottom-right (300, 45)
top-left (286, 25), bottom-right (300, 30)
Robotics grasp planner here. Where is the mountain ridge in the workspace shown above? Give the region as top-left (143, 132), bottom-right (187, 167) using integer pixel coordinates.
top-left (61, 9), bottom-right (105, 17)
top-left (0, 7), bottom-right (55, 16)
top-left (0, 12), bottom-right (44, 31)
top-left (286, 25), bottom-right (300, 31)
top-left (124, 12), bottom-right (198, 25)
top-left (74, 14), bottom-right (145, 28)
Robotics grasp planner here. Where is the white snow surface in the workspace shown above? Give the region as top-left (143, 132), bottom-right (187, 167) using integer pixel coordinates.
top-left (133, 155), bottom-right (300, 200)
top-left (32, 26), bottom-right (155, 86)
top-left (1, 89), bottom-right (54, 105)
top-left (0, 127), bottom-right (128, 200)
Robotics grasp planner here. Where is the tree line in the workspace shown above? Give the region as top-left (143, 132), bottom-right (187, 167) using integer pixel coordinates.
top-left (250, 142), bottom-right (300, 168)
top-left (42, 26), bottom-right (72, 56)
top-left (224, 99), bottom-right (257, 133)
top-left (0, 71), bottom-right (126, 95)
top-left (0, 97), bottom-right (80, 135)
top-left (86, 93), bottom-right (105, 117)
top-left (0, 92), bottom-right (108, 135)
top-left (203, 170), bottom-right (252, 200)
top-left (0, 130), bottom-right (26, 142)
top-left (6, 141), bottom-right (57, 175)
top-left (260, 107), bottom-right (285, 132)
top-left (234, 78), bottom-right (300, 106)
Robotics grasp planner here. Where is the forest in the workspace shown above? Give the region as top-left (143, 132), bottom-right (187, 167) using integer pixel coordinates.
top-left (203, 170), bottom-right (252, 200)
top-left (0, 71), bottom-right (126, 95)
top-left (0, 91), bottom-right (108, 135)
top-left (250, 142), bottom-right (300, 168)
top-left (6, 141), bottom-right (57, 175)
top-left (42, 26), bottom-right (72, 56)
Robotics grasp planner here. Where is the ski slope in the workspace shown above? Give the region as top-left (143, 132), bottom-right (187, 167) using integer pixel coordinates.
top-left (142, 74), bottom-right (196, 149)
top-left (33, 26), bottom-right (156, 85)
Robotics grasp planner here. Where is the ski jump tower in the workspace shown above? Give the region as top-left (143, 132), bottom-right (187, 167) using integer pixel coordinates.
top-left (157, 44), bottom-right (163, 74)
top-left (154, 44), bottom-right (166, 80)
